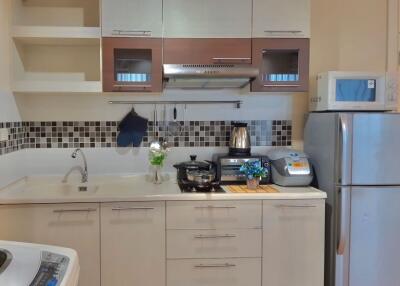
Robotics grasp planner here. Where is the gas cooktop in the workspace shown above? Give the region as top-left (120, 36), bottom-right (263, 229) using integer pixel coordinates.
top-left (178, 180), bottom-right (226, 193)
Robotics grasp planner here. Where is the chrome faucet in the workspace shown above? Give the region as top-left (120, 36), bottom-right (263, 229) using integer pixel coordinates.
top-left (71, 148), bottom-right (88, 183)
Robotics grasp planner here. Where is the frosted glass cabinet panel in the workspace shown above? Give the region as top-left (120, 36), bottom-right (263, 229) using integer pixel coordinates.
top-left (163, 0), bottom-right (252, 38)
top-left (253, 0), bottom-right (310, 38)
top-left (102, 0), bottom-right (163, 37)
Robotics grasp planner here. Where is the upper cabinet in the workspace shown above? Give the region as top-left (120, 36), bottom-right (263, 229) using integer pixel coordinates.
top-left (163, 0), bottom-right (252, 38)
top-left (253, 0), bottom-right (310, 38)
top-left (102, 0), bottom-right (163, 37)
top-left (102, 37), bottom-right (163, 92)
top-left (252, 38), bottom-right (310, 92)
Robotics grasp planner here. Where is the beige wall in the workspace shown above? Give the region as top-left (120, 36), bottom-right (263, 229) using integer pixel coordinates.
top-left (291, 0), bottom-right (389, 142)
top-left (0, 0), bottom-right (21, 122)
top-left (0, 0), bottom-right (11, 90)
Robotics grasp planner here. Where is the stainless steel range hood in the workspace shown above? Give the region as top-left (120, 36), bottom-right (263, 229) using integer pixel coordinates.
top-left (163, 64), bottom-right (259, 89)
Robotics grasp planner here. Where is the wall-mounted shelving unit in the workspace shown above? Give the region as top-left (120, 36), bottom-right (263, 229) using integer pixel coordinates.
top-left (11, 0), bottom-right (101, 93)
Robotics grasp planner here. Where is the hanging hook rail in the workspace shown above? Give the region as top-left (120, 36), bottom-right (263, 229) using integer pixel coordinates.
top-left (108, 100), bottom-right (242, 109)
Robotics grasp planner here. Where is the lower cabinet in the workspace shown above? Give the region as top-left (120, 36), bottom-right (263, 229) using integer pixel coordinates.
top-left (0, 203), bottom-right (100, 286)
top-left (263, 200), bottom-right (325, 286)
top-left (0, 199), bottom-right (325, 286)
top-left (167, 258), bottom-right (261, 286)
top-left (100, 201), bottom-right (166, 286)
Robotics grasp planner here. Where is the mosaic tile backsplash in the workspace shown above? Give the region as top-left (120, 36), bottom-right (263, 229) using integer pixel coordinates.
top-left (0, 122), bottom-right (26, 156)
top-left (0, 120), bottom-right (292, 156)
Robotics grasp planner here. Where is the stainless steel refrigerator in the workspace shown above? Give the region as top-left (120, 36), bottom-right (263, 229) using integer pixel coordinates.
top-left (304, 112), bottom-right (400, 286)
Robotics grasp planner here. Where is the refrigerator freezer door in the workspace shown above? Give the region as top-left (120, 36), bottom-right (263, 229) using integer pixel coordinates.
top-left (349, 187), bottom-right (400, 286)
top-left (352, 113), bottom-right (400, 185)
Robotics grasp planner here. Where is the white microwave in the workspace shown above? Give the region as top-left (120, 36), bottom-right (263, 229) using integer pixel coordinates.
top-left (310, 71), bottom-right (398, 111)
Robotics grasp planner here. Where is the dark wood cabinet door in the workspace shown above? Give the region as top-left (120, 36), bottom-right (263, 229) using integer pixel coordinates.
top-left (102, 37), bottom-right (162, 92)
top-left (164, 38), bottom-right (252, 65)
top-left (251, 38), bottom-right (310, 92)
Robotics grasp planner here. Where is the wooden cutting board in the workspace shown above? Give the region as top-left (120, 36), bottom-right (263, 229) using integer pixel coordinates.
top-left (225, 185), bottom-right (279, 193)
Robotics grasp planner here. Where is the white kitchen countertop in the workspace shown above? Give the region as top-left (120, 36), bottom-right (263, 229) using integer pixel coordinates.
top-left (0, 175), bottom-right (327, 204)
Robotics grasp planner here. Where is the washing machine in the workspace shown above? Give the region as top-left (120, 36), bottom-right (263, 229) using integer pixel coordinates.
top-left (0, 241), bottom-right (79, 286)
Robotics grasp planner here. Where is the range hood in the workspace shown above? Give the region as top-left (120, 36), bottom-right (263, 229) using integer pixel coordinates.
top-left (163, 64), bottom-right (259, 89)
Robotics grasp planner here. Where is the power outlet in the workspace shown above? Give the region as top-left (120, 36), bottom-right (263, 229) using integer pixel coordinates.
top-left (0, 128), bottom-right (9, 142)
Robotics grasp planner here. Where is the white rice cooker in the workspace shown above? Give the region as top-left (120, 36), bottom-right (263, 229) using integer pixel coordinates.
top-left (266, 148), bottom-right (313, 187)
top-left (0, 241), bottom-right (79, 286)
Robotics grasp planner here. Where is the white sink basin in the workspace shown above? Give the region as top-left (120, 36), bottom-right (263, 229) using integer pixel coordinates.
top-left (62, 183), bottom-right (100, 194)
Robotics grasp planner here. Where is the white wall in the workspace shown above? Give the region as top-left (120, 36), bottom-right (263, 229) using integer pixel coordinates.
top-left (15, 89), bottom-right (295, 121)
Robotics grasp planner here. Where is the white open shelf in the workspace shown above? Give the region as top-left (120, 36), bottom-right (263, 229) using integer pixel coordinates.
top-left (11, 0), bottom-right (101, 93)
top-left (12, 36), bottom-right (101, 93)
top-left (13, 80), bottom-right (102, 93)
top-left (12, 0), bottom-right (100, 28)
top-left (12, 26), bottom-right (101, 45)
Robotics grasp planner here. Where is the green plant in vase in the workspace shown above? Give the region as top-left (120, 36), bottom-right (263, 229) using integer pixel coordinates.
top-left (149, 149), bottom-right (168, 184)
top-left (239, 161), bottom-right (267, 190)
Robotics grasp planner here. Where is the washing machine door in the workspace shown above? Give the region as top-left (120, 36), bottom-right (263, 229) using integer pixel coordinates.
top-left (0, 249), bottom-right (12, 273)
top-left (0, 246), bottom-right (42, 286)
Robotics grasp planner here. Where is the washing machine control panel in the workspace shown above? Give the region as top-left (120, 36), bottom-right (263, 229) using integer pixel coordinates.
top-left (30, 251), bottom-right (70, 286)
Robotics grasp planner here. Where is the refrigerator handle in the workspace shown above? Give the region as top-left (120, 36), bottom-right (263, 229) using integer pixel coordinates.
top-left (337, 187), bottom-right (351, 255)
top-left (337, 114), bottom-right (352, 185)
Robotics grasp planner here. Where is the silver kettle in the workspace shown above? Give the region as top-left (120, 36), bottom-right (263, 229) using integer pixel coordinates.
top-left (229, 122), bottom-right (251, 156)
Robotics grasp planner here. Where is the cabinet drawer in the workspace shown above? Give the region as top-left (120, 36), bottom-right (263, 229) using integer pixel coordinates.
top-left (167, 229), bottom-right (261, 259)
top-left (166, 201), bottom-right (262, 229)
top-left (164, 38), bottom-right (251, 65)
top-left (167, 258), bottom-right (261, 286)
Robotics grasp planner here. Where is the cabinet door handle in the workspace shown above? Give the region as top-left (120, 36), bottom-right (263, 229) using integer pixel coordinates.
top-left (337, 187), bottom-right (351, 255)
top-left (53, 208), bottom-right (97, 213)
top-left (263, 84), bottom-right (300, 87)
top-left (112, 29), bottom-right (152, 36)
top-left (194, 206), bottom-right (237, 209)
top-left (264, 30), bottom-right (303, 34)
top-left (113, 84), bottom-right (151, 88)
top-left (212, 57), bottom-right (251, 64)
top-left (111, 207), bottom-right (155, 211)
top-left (194, 234), bottom-right (237, 239)
top-left (194, 263), bottom-right (236, 268)
top-left (113, 84), bottom-right (152, 92)
top-left (275, 205), bottom-right (317, 208)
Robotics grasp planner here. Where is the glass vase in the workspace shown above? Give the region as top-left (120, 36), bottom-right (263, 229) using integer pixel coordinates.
top-left (150, 165), bottom-right (163, 184)
top-left (247, 177), bottom-right (260, 190)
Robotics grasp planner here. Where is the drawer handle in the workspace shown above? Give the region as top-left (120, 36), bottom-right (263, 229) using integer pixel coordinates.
top-left (212, 57), bottom-right (251, 63)
top-left (53, 208), bottom-right (97, 213)
top-left (194, 206), bottom-right (237, 209)
top-left (112, 207), bottom-right (155, 211)
top-left (194, 234), bottom-right (237, 239)
top-left (275, 205), bottom-right (317, 208)
top-left (264, 30), bottom-right (303, 34)
top-left (194, 263), bottom-right (236, 268)
top-left (112, 29), bottom-right (152, 36)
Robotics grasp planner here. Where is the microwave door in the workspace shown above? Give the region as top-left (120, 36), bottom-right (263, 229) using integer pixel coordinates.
top-left (351, 113), bottom-right (400, 185)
